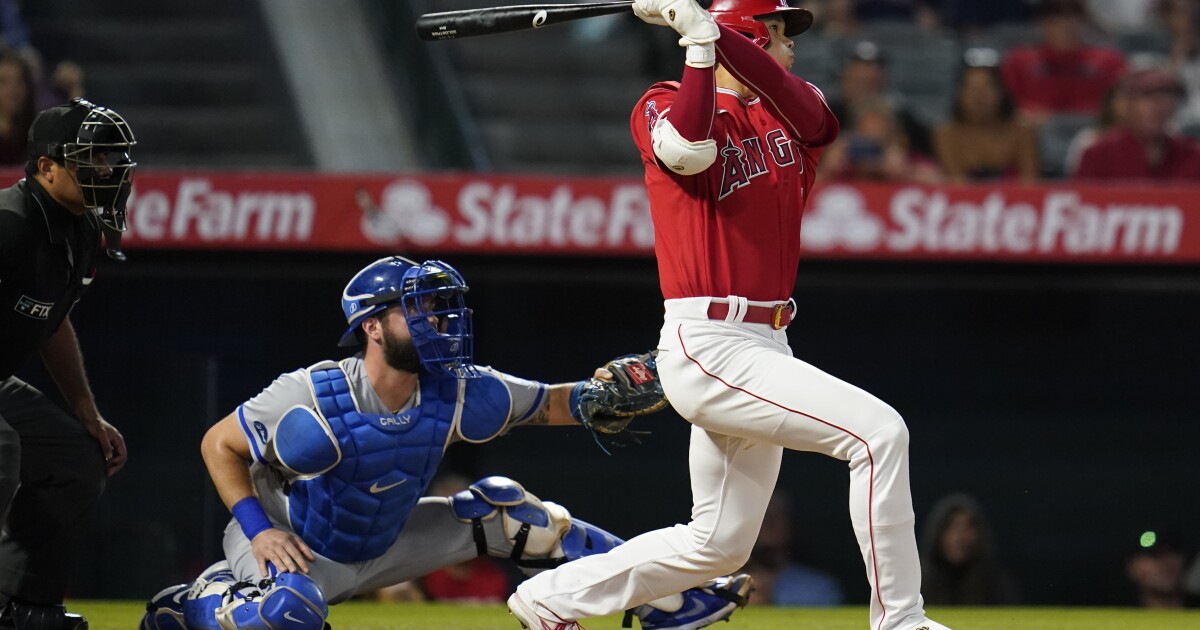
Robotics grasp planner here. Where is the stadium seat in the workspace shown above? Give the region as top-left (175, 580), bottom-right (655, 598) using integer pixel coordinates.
top-left (964, 22), bottom-right (1041, 52)
top-left (1115, 27), bottom-right (1172, 56)
top-left (1037, 113), bottom-right (1095, 178)
top-left (885, 39), bottom-right (959, 128)
top-left (791, 34), bottom-right (837, 92)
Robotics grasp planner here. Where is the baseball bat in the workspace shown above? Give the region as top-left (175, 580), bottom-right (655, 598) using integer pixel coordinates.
top-left (416, 2), bottom-right (633, 41)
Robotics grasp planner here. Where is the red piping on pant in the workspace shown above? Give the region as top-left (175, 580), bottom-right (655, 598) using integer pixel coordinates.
top-left (676, 324), bottom-right (887, 630)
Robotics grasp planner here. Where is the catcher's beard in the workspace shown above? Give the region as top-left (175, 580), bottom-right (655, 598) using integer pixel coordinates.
top-left (381, 327), bottom-right (422, 373)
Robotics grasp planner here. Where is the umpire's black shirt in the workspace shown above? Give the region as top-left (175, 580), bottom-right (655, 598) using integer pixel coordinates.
top-left (0, 177), bottom-right (101, 380)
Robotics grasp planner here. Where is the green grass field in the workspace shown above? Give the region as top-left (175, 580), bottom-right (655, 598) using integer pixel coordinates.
top-left (77, 600), bottom-right (1200, 629)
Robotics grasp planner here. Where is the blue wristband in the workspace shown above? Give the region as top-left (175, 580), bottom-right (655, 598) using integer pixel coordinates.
top-left (231, 496), bottom-right (273, 541)
top-left (569, 381), bottom-right (587, 423)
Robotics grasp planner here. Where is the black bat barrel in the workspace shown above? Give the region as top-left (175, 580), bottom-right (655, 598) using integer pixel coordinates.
top-left (417, 2), bottom-right (631, 41)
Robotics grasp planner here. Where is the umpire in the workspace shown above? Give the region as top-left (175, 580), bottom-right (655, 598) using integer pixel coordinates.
top-left (0, 99), bottom-right (136, 630)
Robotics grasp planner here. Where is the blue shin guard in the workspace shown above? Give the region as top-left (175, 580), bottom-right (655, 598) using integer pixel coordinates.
top-left (559, 517), bottom-right (624, 561)
top-left (256, 572), bottom-right (329, 629)
top-left (178, 567), bottom-right (328, 630)
top-left (140, 583), bottom-right (190, 630)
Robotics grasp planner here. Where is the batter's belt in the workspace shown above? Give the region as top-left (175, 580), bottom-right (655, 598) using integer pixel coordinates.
top-left (706, 297), bottom-right (796, 329)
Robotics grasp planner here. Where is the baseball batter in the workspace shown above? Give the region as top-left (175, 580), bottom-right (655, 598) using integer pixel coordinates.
top-left (509, 2), bottom-right (951, 630)
top-left (139, 256), bottom-right (750, 630)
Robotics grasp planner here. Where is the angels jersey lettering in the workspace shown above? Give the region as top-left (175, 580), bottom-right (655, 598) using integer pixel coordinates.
top-left (632, 84), bottom-right (831, 302)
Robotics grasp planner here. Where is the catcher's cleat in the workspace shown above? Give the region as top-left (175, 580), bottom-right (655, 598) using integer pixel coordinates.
top-left (0, 600), bottom-right (88, 630)
top-left (629, 573), bottom-right (754, 630)
top-left (507, 591), bottom-right (585, 630)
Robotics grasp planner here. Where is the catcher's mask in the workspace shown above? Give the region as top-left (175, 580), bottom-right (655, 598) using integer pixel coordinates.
top-left (339, 256), bottom-right (478, 379)
top-left (708, 0), bottom-right (814, 47)
top-left (27, 98), bottom-right (137, 233)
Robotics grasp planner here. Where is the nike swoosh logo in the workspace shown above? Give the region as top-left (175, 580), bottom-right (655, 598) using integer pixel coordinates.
top-left (369, 479), bottom-right (407, 494)
top-left (284, 611), bottom-right (305, 623)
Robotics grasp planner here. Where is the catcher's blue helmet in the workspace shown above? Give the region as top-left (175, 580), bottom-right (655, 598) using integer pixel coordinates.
top-left (338, 256), bottom-right (477, 378)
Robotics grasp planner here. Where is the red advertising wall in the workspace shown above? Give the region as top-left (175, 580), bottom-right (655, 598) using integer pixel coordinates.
top-left (46, 170), bottom-right (1200, 263)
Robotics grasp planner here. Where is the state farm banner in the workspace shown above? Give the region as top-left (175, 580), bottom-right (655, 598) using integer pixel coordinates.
top-left (118, 171), bottom-right (655, 256)
top-left (24, 169), bottom-right (1195, 262)
top-left (803, 182), bottom-right (1200, 262)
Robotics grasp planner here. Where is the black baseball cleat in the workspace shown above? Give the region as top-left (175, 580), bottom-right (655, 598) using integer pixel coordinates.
top-left (0, 600), bottom-right (88, 630)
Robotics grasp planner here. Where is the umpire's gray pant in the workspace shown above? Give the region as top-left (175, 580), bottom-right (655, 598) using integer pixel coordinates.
top-left (0, 377), bottom-right (106, 606)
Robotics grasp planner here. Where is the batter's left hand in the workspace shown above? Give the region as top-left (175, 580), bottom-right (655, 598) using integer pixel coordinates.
top-left (80, 410), bottom-right (127, 476)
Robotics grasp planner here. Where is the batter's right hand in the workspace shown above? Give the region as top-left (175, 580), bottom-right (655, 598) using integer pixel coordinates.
top-left (250, 528), bottom-right (315, 577)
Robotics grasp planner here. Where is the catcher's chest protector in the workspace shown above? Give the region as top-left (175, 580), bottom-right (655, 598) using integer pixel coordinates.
top-left (286, 365), bottom-right (459, 563)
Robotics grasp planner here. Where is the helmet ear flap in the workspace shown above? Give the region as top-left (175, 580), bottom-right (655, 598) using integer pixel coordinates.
top-left (338, 256), bottom-right (419, 347)
top-left (734, 16), bottom-right (772, 47)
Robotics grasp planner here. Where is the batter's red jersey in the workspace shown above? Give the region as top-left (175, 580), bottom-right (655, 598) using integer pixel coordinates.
top-left (632, 67), bottom-right (838, 301)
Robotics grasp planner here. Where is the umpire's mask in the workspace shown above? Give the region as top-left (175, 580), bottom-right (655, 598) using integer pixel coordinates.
top-left (30, 98), bottom-right (137, 232)
top-left (69, 100), bottom-right (136, 232)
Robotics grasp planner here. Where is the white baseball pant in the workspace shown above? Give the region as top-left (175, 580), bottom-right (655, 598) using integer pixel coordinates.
top-left (517, 297), bottom-right (930, 630)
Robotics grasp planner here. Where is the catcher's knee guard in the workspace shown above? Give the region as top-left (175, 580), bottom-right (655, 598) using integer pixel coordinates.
top-left (448, 476), bottom-right (625, 569)
top-left (181, 563), bottom-right (328, 630)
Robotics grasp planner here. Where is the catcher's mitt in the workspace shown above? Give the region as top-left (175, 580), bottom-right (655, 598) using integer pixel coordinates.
top-left (571, 350), bottom-right (668, 438)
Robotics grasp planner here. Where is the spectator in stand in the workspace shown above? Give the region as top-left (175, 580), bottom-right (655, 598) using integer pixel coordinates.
top-left (1161, 0), bottom-right (1200, 131)
top-left (1073, 65), bottom-right (1200, 180)
top-left (0, 49), bottom-right (35, 165)
top-left (819, 99), bottom-right (941, 184)
top-left (0, 0), bottom-right (84, 110)
top-left (1063, 84), bottom-right (1129, 172)
top-left (919, 493), bottom-right (1021, 606)
top-left (1001, 0), bottom-right (1127, 125)
top-left (739, 491), bottom-right (843, 607)
top-left (827, 40), bottom-right (933, 157)
top-left (1186, 550), bottom-right (1200, 600)
top-left (934, 48), bottom-right (1040, 182)
top-left (1126, 530), bottom-right (1198, 608)
top-left (0, 0), bottom-right (28, 51)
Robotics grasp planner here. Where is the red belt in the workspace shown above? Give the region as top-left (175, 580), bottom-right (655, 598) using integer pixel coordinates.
top-left (706, 301), bottom-right (794, 329)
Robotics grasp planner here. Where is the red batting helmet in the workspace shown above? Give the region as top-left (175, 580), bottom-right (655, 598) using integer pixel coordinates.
top-left (708, 0), bottom-right (814, 47)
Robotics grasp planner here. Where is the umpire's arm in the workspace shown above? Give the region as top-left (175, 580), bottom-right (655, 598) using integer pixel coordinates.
top-left (40, 318), bottom-right (127, 475)
top-left (202, 412), bottom-right (315, 576)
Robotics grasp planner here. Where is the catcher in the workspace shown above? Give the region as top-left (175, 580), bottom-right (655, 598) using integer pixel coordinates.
top-left (140, 256), bottom-right (751, 630)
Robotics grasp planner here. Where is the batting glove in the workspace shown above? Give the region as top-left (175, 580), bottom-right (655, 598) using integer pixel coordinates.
top-left (632, 0), bottom-right (720, 45)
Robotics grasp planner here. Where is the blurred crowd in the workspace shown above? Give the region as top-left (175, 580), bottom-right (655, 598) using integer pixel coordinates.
top-left (743, 490), bottom-right (1200, 609)
top-left (800, 0), bottom-right (1200, 184)
top-left (0, 0), bottom-right (84, 166)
